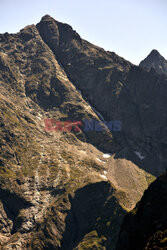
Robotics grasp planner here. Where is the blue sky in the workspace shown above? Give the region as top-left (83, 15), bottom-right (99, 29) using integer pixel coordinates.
top-left (1, 0), bottom-right (167, 64)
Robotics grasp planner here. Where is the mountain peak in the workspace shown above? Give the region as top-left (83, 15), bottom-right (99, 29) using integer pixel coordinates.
top-left (148, 49), bottom-right (163, 59)
top-left (150, 49), bottom-right (160, 54)
top-left (36, 14), bottom-right (82, 52)
top-left (41, 14), bottom-right (54, 21)
top-left (139, 49), bottom-right (167, 75)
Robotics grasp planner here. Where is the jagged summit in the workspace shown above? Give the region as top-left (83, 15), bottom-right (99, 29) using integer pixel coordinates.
top-left (139, 49), bottom-right (167, 75)
top-left (147, 49), bottom-right (166, 62)
top-left (149, 49), bottom-right (161, 57)
top-left (41, 14), bottom-right (52, 20)
top-left (39, 14), bottom-right (59, 24)
top-left (39, 14), bottom-right (75, 30)
top-left (36, 14), bottom-right (82, 51)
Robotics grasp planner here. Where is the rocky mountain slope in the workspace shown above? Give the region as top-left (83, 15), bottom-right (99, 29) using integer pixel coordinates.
top-left (116, 173), bottom-right (167, 250)
top-left (36, 15), bottom-right (167, 176)
top-left (0, 14), bottom-right (166, 249)
top-left (140, 49), bottom-right (167, 76)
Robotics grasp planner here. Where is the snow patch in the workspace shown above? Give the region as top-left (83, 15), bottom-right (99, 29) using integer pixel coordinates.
top-left (134, 151), bottom-right (145, 160)
top-left (80, 150), bottom-right (86, 154)
top-left (97, 158), bottom-right (106, 163)
top-left (99, 174), bottom-right (107, 180)
top-left (103, 153), bottom-right (112, 159)
top-left (92, 107), bottom-right (105, 121)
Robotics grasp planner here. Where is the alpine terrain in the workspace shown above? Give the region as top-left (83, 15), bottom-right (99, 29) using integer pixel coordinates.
top-left (0, 15), bottom-right (166, 249)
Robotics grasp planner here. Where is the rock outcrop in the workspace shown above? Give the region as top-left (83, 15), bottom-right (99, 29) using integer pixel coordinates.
top-left (117, 173), bottom-right (167, 250)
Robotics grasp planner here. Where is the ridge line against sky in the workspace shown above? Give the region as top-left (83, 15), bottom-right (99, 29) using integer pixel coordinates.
top-left (0, 0), bottom-right (167, 64)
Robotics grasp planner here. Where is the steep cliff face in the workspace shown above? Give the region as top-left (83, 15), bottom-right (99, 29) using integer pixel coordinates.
top-left (0, 14), bottom-right (165, 249)
top-left (140, 49), bottom-right (167, 76)
top-left (118, 66), bottom-right (167, 175)
top-left (36, 15), bottom-right (167, 176)
top-left (117, 173), bottom-right (167, 250)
